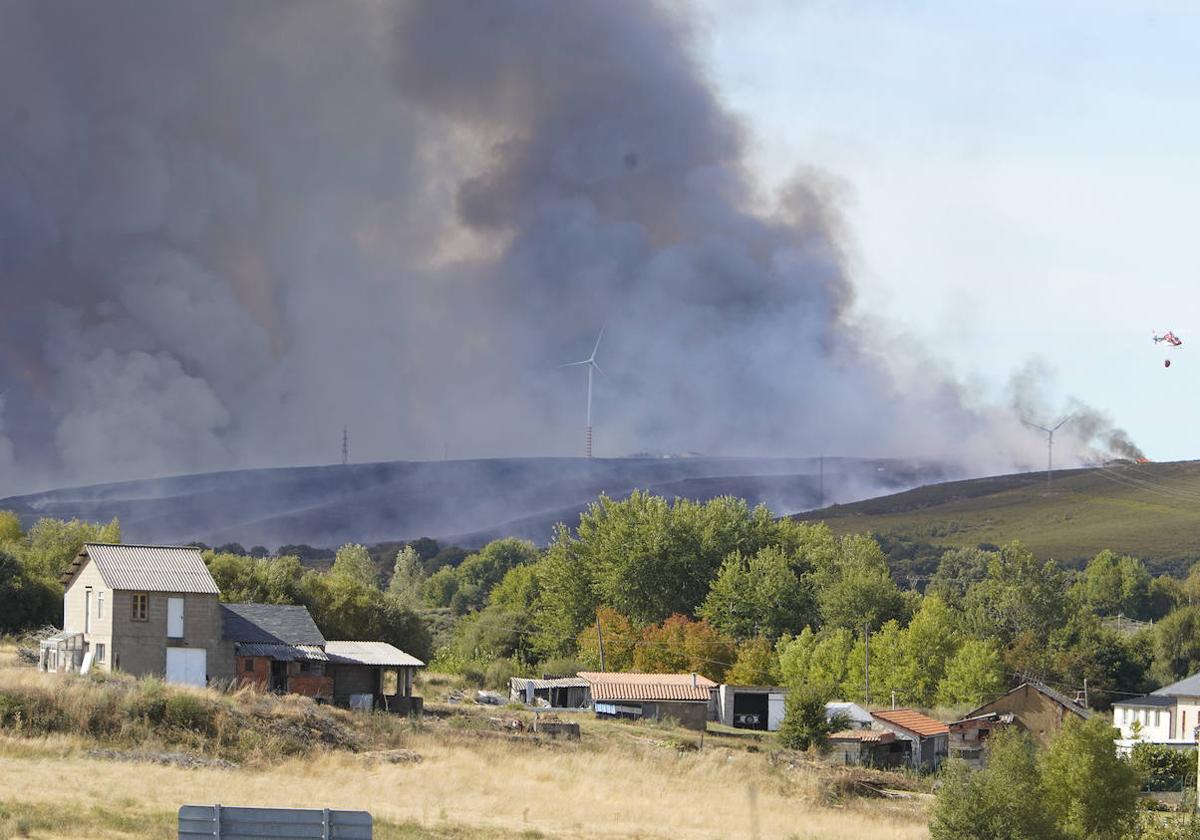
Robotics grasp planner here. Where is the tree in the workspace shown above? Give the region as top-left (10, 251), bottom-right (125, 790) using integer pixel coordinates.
top-left (300, 571), bottom-right (431, 661)
top-left (633, 615), bottom-right (736, 682)
top-left (0, 548), bottom-right (61, 633)
top-left (928, 546), bottom-right (996, 603)
top-left (1040, 716), bottom-right (1139, 840)
top-left (725, 636), bottom-right (779, 686)
top-left (843, 620), bottom-right (906, 704)
top-left (930, 729), bottom-right (1059, 840)
top-left (962, 542), bottom-right (1067, 644)
top-left (777, 627), bottom-right (818, 687)
top-left (18, 516), bottom-right (121, 579)
top-left (330, 543), bottom-right (378, 588)
top-left (1072, 550), bottom-right (1151, 620)
top-left (1151, 605), bottom-right (1200, 685)
top-left (1049, 609), bottom-right (1151, 711)
top-left (204, 551), bottom-right (304, 604)
top-left (575, 606), bottom-right (640, 672)
top-left (0, 510), bottom-right (22, 544)
top-left (422, 566), bottom-right (460, 610)
top-left (777, 682), bottom-right (841, 752)
top-left (778, 627), bottom-right (856, 694)
top-left (937, 639), bottom-right (1005, 707)
top-left (451, 538), bottom-right (540, 612)
top-left (898, 594), bottom-right (960, 705)
top-left (700, 547), bottom-right (814, 641)
top-left (387, 545), bottom-right (426, 603)
top-left (531, 524), bottom-right (600, 659)
top-left (813, 534), bottom-right (905, 631)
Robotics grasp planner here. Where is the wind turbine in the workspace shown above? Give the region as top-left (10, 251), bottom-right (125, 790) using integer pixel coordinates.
top-left (1024, 414), bottom-right (1074, 489)
top-left (560, 327), bottom-right (605, 458)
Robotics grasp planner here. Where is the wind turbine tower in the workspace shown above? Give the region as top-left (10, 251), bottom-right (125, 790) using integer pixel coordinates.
top-left (1025, 414), bottom-right (1073, 488)
top-left (560, 327), bottom-right (605, 458)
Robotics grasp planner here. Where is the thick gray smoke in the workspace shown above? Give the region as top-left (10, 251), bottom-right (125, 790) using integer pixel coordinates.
top-left (0, 0), bottom-right (1133, 495)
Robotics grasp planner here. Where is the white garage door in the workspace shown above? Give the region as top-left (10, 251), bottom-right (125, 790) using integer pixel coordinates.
top-left (166, 647), bottom-right (207, 687)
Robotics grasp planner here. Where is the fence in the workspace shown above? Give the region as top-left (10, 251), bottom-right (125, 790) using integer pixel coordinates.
top-left (178, 805), bottom-right (372, 839)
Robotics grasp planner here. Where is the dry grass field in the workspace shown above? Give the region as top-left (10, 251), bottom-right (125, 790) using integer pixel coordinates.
top-left (0, 647), bottom-right (931, 840)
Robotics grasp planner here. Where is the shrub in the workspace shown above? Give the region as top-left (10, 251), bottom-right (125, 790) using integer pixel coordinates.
top-left (484, 659), bottom-right (518, 690)
top-left (163, 693), bottom-right (216, 735)
top-left (777, 684), bottom-right (840, 752)
top-left (1130, 742), bottom-right (1195, 791)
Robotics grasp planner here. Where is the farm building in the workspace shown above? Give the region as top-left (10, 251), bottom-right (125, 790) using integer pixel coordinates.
top-left (825, 701), bottom-right (873, 730)
top-left (715, 685), bottom-right (785, 731)
top-left (222, 603), bottom-right (331, 699)
top-left (828, 729), bottom-right (908, 768)
top-left (948, 712), bottom-right (1014, 768)
top-left (1149, 671), bottom-right (1200, 741)
top-left (870, 708), bottom-right (949, 771)
top-left (963, 682), bottom-right (1091, 747)
top-left (326, 641), bottom-right (424, 714)
top-left (509, 676), bottom-right (590, 708)
top-left (579, 671), bottom-right (716, 731)
top-left (47, 543), bottom-right (232, 686)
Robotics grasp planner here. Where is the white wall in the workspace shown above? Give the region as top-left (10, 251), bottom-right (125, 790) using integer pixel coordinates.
top-left (1114, 704), bottom-right (1174, 742)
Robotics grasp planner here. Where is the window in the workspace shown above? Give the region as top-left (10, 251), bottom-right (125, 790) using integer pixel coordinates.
top-left (244, 659), bottom-right (255, 673)
top-left (97, 591), bottom-right (104, 620)
top-left (1155, 710), bottom-right (1161, 727)
top-left (131, 593), bottom-right (148, 621)
top-left (84, 588), bottom-right (92, 633)
top-left (95, 643), bottom-right (105, 663)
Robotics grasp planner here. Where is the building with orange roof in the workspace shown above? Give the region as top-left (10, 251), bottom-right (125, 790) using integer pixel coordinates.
top-left (578, 671), bottom-right (716, 731)
top-left (870, 708), bottom-right (950, 770)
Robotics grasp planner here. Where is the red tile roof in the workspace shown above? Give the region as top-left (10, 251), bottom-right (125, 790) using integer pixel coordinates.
top-left (829, 729), bottom-right (896, 744)
top-left (871, 708), bottom-right (949, 737)
top-left (579, 671), bottom-right (716, 702)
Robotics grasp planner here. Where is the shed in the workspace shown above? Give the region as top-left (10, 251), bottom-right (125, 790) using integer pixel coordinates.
top-left (716, 685), bottom-right (785, 731)
top-left (948, 712), bottom-right (1014, 767)
top-left (325, 641), bottom-right (424, 714)
top-left (828, 728), bottom-right (908, 768)
top-left (579, 671), bottom-right (716, 731)
top-left (510, 676), bottom-right (590, 708)
top-left (221, 603), bottom-right (331, 699)
top-left (871, 708), bottom-right (950, 771)
top-left (964, 682), bottom-right (1092, 748)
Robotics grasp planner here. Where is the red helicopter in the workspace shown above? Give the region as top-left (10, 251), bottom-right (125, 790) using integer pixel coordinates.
top-left (1154, 330), bottom-right (1183, 367)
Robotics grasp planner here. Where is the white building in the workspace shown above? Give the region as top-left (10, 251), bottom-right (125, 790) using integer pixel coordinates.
top-left (1113, 695), bottom-right (1175, 743)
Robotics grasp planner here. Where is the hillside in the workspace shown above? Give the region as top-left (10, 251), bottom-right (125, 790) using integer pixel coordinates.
top-left (0, 456), bottom-right (949, 549)
top-left (797, 460), bottom-right (1200, 576)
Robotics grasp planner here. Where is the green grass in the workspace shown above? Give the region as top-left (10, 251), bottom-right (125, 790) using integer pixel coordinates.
top-left (797, 460), bottom-right (1200, 575)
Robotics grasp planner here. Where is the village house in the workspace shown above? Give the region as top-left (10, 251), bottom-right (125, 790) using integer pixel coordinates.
top-left (948, 712), bottom-right (1014, 768)
top-left (870, 708), bottom-right (950, 771)
top-left (962, 681), bottom-right (1092, 747)
top-left (41, 543), bottom-right (425, 713)
top-left (44, 543), bottom-right (232, 686)
top-left (1150, 672), bottom-right (1200, 741)
top-left (1112, 694), bottom-right (1179, 754)
top-left (578, 671), bottom-right (716, 731)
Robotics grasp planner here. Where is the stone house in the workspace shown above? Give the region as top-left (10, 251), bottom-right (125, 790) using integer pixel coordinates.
top-left (49, 543), bottom-right (232, 685)
top-left (963, 681), bottom-right (1092, 748)
top-left (870, 708), bottom-right (950, 771)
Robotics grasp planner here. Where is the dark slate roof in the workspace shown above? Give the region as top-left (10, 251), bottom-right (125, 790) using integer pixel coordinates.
top-left (1154, 672), bottom-right (1200, 697)
top-left (221, 603), bottom-right (326, 646)
top-left (1117, 694), bottom-right (1175, 709)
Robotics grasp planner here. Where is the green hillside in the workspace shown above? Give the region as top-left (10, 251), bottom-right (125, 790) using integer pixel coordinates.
top-left (796, 460), bottom-right (1200, 578)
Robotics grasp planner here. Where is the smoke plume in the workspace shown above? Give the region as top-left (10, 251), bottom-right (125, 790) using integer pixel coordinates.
top-left (0, 1), bottom-right (1135, 495)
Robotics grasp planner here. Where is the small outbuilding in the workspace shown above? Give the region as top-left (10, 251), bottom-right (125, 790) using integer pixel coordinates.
top-left (825, 701), bottom-right (874, 730)
top-left (948, 712), bottom-right (1014, 767)
top-left (871, 708), bottom-right (949, 771)
top-left (510, 676), bottom-right (590, 708)
top-left (325, 641), bottom-right (425, 714)
top-left (222, 603), bottom-right (331, 700)
top-left (828, 728), bottom-right (908, 768)
top-left (579, 671), bottom-right (716, 731)
top-left (716, 685), bottom-right (786, 731)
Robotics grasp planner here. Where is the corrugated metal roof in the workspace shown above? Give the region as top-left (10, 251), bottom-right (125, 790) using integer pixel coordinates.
top-left (234, 642), bottom-right (328, 662)
top-left (579, 671), bottom-right (716, 702)
top-left (1116, 694), bottom-right (1174, 709)
top-left (325, 641), bottom-right (424, 667)
top-left (1154, 672), bottom-right (1200, 698)
top-left (872, 708), bottom-right (950, 738)
top-left (64, 544), bottom-right (219, 594)
top-left (829, 729), bottom-right (896, 744)
top-left (826, 702), bottom-right (874, 726)
top-left (510, 676), bottom-right (589, 690)
top-left (221, 603), bottom-right (326, 645)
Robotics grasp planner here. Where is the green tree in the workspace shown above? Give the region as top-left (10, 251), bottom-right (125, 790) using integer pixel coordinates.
top-left (777, 627), bottom-right (818, 687)
top-left (928, 546), bottom-right (996, 602)
top-left (300, 571), bottom-right (431, 661)
top-left (937, 639), bottom-right (1005, 707)
top-left (531, 524), bottom-right (601, 658)
top-left (1151, 605), bottom-right (1200, 685)
top-left (1040, 716), bottom-right (1139, 840)
top-left (422, 566), bottom-right (460, 610)
top-left (0, 548), bottom-right (62, 633)
top-left (452, 538), bottom-right (540, 612)
top-left (204, 551), bottom-right (304, 604)
top-left (1072, 550), bottom-right (1152, 620)
top-left (777, 682), bottom-right (841, 752)
top-left (387, 545), bottom-right (426, 602)
top-left (930, 729), bottom-right (1059, 840)
top-left (805, 628), bottom-right (856, 693)
top-left (725, 636), bottom-right (779, 685)
top-left (330, 543), bottom-right (378, 588)
top-left (0, 510), bottom-right (22, 544)
top-left (899, 594), bottom-right (961, 705)
top-left (1049, 610), bottom-right (1151, 711)
top-left (962, 541), bottom-right (1067, 644)
top-left (843, 620), bottom-right (906, 704)
top-left (18, 516), bottom-right (121, 579)
top-left (813, 534), bottom-right (905, 631)
top-left (699, 547), bottom-right (813, 641)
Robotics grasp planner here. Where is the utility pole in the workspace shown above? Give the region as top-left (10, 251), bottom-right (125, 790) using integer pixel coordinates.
top-left (863, 621), bottom-right (871, 705)
top-left (1082, 678), bottom-right (1088, 709)
top-left (818, 455), bottom-right (824, 507)
top-left (595, 613), bottom-right (607, 672)
top-left (341, 427), bottom-right (350, 466)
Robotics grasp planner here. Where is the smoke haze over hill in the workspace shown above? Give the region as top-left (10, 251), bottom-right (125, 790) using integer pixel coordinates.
top-left (0, 0), bottom-right (1137, 495)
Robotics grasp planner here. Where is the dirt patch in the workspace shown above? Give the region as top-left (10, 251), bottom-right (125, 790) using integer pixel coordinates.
top-left (86, 748), bottom-right (238, 770)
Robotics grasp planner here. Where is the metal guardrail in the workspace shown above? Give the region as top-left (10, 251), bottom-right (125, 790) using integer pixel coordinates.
top-left (179, 805), bottom-right (372, 839)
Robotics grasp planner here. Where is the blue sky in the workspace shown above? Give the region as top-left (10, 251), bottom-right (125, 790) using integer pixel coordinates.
top-left (693, 1), bottom-right (1200, 460)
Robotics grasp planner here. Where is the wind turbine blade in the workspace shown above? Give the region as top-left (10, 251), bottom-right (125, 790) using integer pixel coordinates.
top-left (590, 361), bottom-right (605, 377)
top-left (591, 325), bottom-right (605, 360)
top-left (1051, 414), bottom-right (1074, 432)
top-left (558, 360), bottom-right (591, 368)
